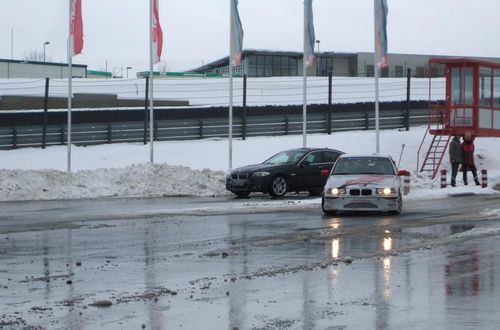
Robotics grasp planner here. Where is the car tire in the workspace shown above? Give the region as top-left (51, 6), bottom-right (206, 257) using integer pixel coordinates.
top-left (234, 191), bottom-right (250, 198)
top-left (389, 194), bottom-right (403, 215)
top-left (269, 175), bottom-right (287, 197)
top-left (322, 196), bottom-right (337, 216)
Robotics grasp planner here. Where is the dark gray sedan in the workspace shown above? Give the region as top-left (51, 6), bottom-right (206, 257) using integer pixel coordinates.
top-left (226, 148), bottom-right (344, 198)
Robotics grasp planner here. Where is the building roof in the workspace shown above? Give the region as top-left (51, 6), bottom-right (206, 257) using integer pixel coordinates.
top-left (429, 57), bottom-right (500, 69)
top-left (191, 49), bottom-right (357, 73)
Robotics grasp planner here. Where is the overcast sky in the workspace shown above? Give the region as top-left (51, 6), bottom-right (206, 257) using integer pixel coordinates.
top-left (1, 0), bottom-right (499, 74)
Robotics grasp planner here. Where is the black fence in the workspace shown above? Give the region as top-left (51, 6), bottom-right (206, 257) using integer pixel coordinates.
top-left (0, 101), bottom-right (429, 150)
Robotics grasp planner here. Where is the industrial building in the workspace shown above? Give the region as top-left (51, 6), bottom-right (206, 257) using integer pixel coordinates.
top-left (0, 59), bottom-right (87, 79)
top-left (191, 50), bottom-right (500, 78)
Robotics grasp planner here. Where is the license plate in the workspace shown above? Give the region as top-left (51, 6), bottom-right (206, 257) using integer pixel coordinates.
top-left (349, 198), bottom-right (370, 203)
top-left (232, 180), bottom-right (245, 187)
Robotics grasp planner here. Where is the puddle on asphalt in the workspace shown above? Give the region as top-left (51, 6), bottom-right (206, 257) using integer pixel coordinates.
top-left (402, 223), bottom-right (475, 237)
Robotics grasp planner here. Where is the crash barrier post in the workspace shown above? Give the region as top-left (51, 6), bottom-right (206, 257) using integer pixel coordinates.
top-left (481, 169), bottom-right (488, 188)
top-left (405, 68), bottom-right (411, 131)
top-left (143, 77), bottom-right (149, 145)
top-left (42, 77), bottom-right (50, 149)
top-left (440, 169), bottom-right (447, 189)
top-left (402, 170), bottom-right (410, 195)
top-left (242, 74), bottom-right (248, 140)
top-left (327, 70), bottom-right (333, 135)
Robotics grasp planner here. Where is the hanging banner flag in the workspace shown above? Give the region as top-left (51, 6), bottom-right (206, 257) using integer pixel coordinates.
top-left (305, 0), bottom-right (316, 68)
top-left (375, 0), bottom-right (388, 68)
top-left (152, 0), bottom-right (163, 64)
top-left (230, 0), bottom-right (244, 65)
top-left (70, 0), bottom-right (84, 57)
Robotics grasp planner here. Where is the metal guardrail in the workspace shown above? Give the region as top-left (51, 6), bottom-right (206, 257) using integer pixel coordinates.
top-left (0, 108), bottom-right (428, 150)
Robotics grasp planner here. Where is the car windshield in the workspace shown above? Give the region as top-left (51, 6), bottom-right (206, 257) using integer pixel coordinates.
top-left (264, 150), bottom-right (307, 165)
top-left (332, 157), bottom-right (395, 175)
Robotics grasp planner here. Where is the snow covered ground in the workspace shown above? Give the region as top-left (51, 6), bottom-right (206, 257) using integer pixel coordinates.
top-left (0, 125), bottom-right (498, 202)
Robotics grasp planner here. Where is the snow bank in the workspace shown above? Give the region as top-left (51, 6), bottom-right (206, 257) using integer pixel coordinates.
top-left (0, 163), bottom-right (227, 201)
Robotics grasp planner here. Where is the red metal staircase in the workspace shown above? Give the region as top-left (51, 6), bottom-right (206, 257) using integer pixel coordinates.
top-left (418, 133), bottom-right (451, 178)
top-left (417, 104), bottom-right (452, 179)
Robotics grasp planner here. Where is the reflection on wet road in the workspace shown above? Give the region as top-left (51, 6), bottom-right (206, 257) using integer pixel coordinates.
top-left (1, 195), bottom-right (500, 329)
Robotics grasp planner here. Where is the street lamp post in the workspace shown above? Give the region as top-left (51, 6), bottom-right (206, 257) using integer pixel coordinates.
top-left (43, 41), bottom-right (50, 62)
top-left (315, 40), bottom-right (320, 76)
top-left (126, 66), bottom-right (132, 79)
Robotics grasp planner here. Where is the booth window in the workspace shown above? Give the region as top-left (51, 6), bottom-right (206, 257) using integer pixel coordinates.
top-left (451, 67), bottom-right (474, 105)
top-left (451, 67), bottom-right (461, 105)
top-left (480, 68), bottom-right (492, 107)
top-left (495, 70), bottom-right (500, 108)
top-left (464, 68), bottom-right (473, 104)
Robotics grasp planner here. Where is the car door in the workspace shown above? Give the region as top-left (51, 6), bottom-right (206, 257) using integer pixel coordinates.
top-left (294, 151), bottom-right (324, 190)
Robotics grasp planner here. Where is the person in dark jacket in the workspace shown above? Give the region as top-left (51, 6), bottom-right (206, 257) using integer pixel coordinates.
top-left (461, 133), bottom-right (480, 186)
top-left (448, 135), bottom-right (463, 187)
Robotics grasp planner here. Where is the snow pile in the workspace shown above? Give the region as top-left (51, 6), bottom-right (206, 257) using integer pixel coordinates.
top-left (482, 208), bottom-right (500, 217)
top-left (0, 163), bottom-right (227, 201)
top-left (448, 225), bottom-right (500, 240)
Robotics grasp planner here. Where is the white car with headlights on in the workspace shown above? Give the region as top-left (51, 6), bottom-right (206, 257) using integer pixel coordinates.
top-left (322, 154), bottom-right (407, 215)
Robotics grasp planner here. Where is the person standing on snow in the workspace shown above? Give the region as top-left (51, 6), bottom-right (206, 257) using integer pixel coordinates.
top-left (461, 132), bottom-right (480, 186)
top-left (448, 135), bottom-right (463, 187)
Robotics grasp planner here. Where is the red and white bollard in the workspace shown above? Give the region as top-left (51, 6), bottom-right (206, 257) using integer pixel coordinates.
top-left (398, 170), bottom-right (411, 195)
top-left (440, 169), bottom-right (447, 189)
top-left (481, 169), bottom-right (488, 188)
top-left (403, 171), bottom-right (411, 195)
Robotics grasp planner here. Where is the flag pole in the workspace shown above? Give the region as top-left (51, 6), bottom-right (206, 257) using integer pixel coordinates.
top-left (374, 59), bottom-right (380, 154)
top-left (302, 0), bottom-right (308, 148)
top-left (149, 0), bottom-right (154, 164)
top-left (67, 0), bottom-right (72, 172)
top-left (228, 0), bottom-right (234, 170)
top-left (373, 0), bottom-right (380, 154)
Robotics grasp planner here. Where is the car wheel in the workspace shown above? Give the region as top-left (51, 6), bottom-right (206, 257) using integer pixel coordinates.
top-left (322, 196), bottom-right (337, 216)
top-left (234, 191), bottom-right (250, 198)
top-left (269, 175), bottom-right (287, 197)
top-left (389, 194), bottom-right (403, 215)
top-left (308, 190), bottom-right (323, 197)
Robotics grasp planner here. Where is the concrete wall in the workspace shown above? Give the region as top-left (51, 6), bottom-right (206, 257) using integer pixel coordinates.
top-left (0, 61), bottom-right (86, 79)
top-left (0, 94), bottom-right (189, 110)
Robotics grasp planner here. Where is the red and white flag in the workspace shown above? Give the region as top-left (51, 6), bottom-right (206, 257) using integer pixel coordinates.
top-left (70, 0), bottom-right (83, 57)
top-left (152, 0), bottom-right (163, 64)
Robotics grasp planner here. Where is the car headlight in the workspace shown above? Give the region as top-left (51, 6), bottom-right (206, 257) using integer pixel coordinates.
top-left (326, 187), bottom-right (346, 196)
top-left (252, 171), bottom-right (270, 177)
top-left (376, 187), bottom-right (397, 195)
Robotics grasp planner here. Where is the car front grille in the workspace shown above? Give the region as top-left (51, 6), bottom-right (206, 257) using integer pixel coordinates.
top-left (231, 173), bottom-right (249, 180)
top-left (349, 189), bottom-right (372, 196)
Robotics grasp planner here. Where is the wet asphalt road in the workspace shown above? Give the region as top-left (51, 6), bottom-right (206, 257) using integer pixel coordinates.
top-left (1, 194), bottom-right (500, 329)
